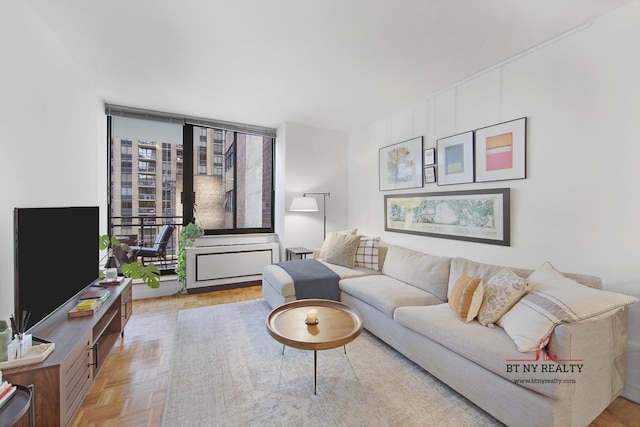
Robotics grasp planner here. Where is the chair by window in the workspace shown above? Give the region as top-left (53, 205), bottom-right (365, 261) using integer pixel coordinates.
top-left (130, 225), bottom-right (175, 267)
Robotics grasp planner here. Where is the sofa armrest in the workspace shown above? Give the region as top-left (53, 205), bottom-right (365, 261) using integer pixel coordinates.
top-left (548, 309), bottom-right (628, 423)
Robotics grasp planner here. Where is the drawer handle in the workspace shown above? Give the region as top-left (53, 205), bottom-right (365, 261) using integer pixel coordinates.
top-left (88, 342), bottom-right (99, 367)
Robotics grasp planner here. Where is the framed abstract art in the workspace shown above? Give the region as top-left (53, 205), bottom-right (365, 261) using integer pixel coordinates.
top-left (436, 131), bottom-right (474, 186)
top-left (474, 117), bottom-right (526, 182)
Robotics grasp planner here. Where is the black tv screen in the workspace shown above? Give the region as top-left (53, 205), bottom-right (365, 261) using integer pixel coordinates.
top-left (14, 206), bottom-right (99, 330)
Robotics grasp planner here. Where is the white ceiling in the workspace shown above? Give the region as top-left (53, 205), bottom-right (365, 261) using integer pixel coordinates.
top-left (27, 0), bottom-right (632, 132)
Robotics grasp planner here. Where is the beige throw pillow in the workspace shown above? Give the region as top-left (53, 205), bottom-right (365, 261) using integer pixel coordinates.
top-left (323, 233), bottom-right (362, 268)
top-left (319, 229), bottom-right (358, 259)
top-left (448, 275), bottom-right (484, 323)
top-left (477, 268), bottom-right (528, 326)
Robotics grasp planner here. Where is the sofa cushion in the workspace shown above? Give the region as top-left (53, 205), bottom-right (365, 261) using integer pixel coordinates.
top-left (340, 275), bottom-right (442, 317)
top-left (355, 236), bottom-right (381, 271)
top-left (498, 262), bottom-right (639, 352)
top-left (448, 275), bottom-right (484, 323)
top-left (381, 245), bottom-right (451, 301)
top-left (323, 233), bottom-right (362, 268)
top-left (394, 304), bottom-right (574, 400)
top-left (477, 268), bottom-right (529, 326)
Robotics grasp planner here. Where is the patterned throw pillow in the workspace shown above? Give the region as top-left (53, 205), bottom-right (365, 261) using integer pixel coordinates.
top-left (355, 237), bottom-right (380, 271)
top-left (323, 233), bottom-right (362, 268)
top-left (448, 275), bottom-right (484, 323)
top-left (477, 268), bottom-right (528, 327)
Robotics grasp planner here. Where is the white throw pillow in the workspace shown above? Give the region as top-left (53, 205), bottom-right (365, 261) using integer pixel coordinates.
top-left (355, 236), bottom-right (381, 271)
top-left (498, 262), bottom-right (639, 352)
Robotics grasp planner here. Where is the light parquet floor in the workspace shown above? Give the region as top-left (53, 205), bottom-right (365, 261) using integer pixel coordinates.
top-left (70, 285), bottom-right (640, 427)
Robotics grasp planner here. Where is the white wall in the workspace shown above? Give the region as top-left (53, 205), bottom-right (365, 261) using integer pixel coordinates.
top-left (280, 122), bottom-right (349, 255)
top-left (348, 0), bottom-right (640, 402)
top-left (0, 3), bottom-right (106, 320)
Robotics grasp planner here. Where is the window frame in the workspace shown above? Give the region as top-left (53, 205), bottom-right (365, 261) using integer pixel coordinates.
top-left (107, 114), bottom-right (275, 237)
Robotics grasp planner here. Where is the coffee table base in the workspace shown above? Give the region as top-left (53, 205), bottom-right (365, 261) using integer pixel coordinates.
top-left (282, 344), bottom-right (349, 395)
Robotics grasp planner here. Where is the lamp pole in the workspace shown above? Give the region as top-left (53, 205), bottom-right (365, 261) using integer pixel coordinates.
top-left (304, 192), bottom-right (330, 238)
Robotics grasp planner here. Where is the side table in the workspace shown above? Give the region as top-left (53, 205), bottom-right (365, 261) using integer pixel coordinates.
top-left (0, 384), bottom-right (34, 427)
top-left (285, 247), bottom-right (313, 261)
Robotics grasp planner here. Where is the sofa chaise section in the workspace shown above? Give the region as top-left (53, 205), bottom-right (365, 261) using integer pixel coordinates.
top-left (262, 259), bottom-right (381, 308)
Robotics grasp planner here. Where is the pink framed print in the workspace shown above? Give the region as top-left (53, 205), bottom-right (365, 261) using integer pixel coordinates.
top-left (474, 117), bottom-right (526, 182)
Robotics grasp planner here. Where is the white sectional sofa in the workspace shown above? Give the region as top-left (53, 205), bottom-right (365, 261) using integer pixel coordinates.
top-left (262, 240), bottom-right (638, 427)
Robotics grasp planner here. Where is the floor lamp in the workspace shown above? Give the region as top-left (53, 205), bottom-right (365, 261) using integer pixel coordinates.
top-left (290, 192), bottom-right (331, 239)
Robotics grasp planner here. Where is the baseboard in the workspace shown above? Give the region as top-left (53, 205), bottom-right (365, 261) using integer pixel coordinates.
top-left (622, 383), bottom-right (640, 404)
top-left (133, 279), bottom-right (183, 299)
top-left (622, 341), bottom-right (640, 403)
top-left (187, 280), bottom-right (261, 294)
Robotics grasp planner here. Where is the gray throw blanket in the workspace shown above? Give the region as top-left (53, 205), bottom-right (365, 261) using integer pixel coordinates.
top-left (275, 259), bottom-right (340, 301)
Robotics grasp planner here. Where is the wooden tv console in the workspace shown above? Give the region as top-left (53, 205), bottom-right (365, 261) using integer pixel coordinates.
top-left (3, 278), bottom-right (132, 427)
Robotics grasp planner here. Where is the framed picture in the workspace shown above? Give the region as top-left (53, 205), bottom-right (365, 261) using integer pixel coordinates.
top-left (424, 166), bottom-right (436, 184)
top-left (424, 148), bottom-right (435, 166)
top-left (384, 188), bottom-right (510, 246)
top-left (379, 136), bottom-right (423, 191)
top-left (475, 117), bottom-right (526, 182)
top-left (436, 131), bottom-right (474, 185)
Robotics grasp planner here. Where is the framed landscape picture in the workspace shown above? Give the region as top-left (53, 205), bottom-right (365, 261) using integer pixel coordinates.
top-left (436, 131), bottom-right (474, 185)
top-left (475, 117), bottom-right (526, 182)
top-left (384, 188), bottom-right (510, 246)
top-left (379, 136), bottom-right (423, 191)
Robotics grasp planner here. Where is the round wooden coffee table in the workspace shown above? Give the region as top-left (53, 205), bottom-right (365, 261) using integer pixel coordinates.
top-left (266, 299), bottom-right (363, 394)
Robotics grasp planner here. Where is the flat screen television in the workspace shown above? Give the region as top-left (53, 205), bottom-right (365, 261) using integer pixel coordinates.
top-left (14, 206), bottom-right (99, 330)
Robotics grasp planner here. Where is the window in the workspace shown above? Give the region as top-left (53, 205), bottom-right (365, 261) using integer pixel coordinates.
top-left (107, 106), bottom-right (275, 241)
top-left (138, 147), bottom-right (154, 159)
top-left (224, 190), bottom-right (234, 213)
top-left (192, 127), bottom-right (273, 231)
top-left (224, 145), bottom-right (234, 172)
top-left (198, 146), bottom-right (207, 175)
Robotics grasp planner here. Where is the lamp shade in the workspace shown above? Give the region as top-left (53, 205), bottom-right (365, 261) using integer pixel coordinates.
top-left (290, 196), bottom-right (319, 212)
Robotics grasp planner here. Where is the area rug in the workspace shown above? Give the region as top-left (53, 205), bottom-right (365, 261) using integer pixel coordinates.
top-left (162, 299), bottom-right (502, 426)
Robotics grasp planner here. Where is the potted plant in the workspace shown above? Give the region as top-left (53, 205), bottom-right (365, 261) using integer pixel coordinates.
top-left (175, 222), bottom-right (204, 294)
top-left (99, 235), bottom-right (161, 288)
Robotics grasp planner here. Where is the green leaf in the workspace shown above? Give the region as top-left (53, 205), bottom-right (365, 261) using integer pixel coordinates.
top-left (110, 235), bottom-right (123, 248)
top-left (99, 233), bottom-right (162, 290)
top-left (99, 235), bottom-right (111, 250)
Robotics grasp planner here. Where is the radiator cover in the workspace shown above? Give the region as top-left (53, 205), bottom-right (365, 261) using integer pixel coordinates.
top-left (186, 238), bottom-right (280, 289)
